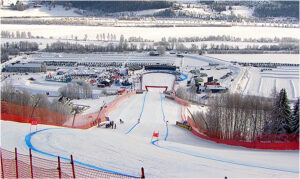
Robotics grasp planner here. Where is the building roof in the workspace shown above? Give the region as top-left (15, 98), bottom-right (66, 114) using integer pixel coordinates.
top-left (6, 63), bottom-right (41, 68)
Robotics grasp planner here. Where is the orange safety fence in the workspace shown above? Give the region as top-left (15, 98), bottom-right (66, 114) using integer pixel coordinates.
top-left (180, 108), bottom-right (299, 150)
top-left (1, 91), bottom-right (136, 129)
top-left (0, 148), bottom-right (136, 178)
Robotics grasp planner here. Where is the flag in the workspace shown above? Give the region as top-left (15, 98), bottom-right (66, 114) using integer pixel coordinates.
top-left (31, 120), bottom-right (38, 125)
top-left (153, 132), bottom-right (159, 137)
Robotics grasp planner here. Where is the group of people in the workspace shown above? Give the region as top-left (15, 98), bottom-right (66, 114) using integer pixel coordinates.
top-left (106, 119), bottom-right (125, 129)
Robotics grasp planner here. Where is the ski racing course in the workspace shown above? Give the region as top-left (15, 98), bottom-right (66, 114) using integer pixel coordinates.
top-left (1, 72), bottom-right (299, 178)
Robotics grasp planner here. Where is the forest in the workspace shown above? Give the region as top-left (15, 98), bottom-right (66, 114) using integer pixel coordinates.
top-left (191, 90), bottom-right (299, 142)
top-left (65, 1), bottom-right (173, 13)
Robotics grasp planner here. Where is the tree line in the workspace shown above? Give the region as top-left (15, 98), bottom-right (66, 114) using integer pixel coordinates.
top-left (67, 1), bottom-right (173, 13)
top-left (253, 1), bottom-right (299, 19)
top-left (166, 35), bottom-right (299, 43)
top-left (1, 82), bottom-right (72, 116)
top-left (58, 80), bottom-right (92, 100)
top-left (1, 41), bottom-right (39, 63)
top-left (191, 89), bottom-right (299, 142)
top-left (1, 31), bottom-right (41, 39)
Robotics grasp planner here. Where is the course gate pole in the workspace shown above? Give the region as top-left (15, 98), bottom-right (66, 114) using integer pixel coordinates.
top-left (70, 155), bottom-right (76, 178)
top-left (1, 149), bottom-right (4, 179)
top-left (29, 149), bottom-right (33, 179)
top-left (57, 156), bottom-right (61, 179)
top-left (141, 167), bottom-right (145, 178)
top-left (15, 148), bottom-right (18, 179)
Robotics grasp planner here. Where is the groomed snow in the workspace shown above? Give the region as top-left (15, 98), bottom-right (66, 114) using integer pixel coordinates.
top-left (142, 73), bottom-right (175, 91)
top-left (1, 72), bottom-right (299, 177)
top-left (206, 54), bottom-right (300, 64)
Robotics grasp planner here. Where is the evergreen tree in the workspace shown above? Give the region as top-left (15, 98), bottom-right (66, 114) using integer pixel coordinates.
top-left (265, 88), bottom-right (292, 134)
top-left (291, 98), bottom-right (299, 133)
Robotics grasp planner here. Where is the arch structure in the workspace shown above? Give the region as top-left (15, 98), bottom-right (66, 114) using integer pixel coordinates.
top-left (145, 86), bottom-right (168, 91)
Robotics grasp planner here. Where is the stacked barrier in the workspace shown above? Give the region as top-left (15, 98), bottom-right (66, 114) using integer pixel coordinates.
top-left (0, 148), bottom-right (135, 178)
top-left (1, 91), bottom-right (136, 129)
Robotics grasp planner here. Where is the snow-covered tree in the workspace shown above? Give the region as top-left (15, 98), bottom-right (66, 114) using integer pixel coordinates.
top-left (291, 98), bottom-right (299, 133)
top-left (265, 88), bottom-right (292, 134)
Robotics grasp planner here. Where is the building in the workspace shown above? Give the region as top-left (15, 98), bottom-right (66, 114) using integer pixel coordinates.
top-left (4, 63), bottom-right (47, 73)
top-left (145, 65), bottom-right (176, 71)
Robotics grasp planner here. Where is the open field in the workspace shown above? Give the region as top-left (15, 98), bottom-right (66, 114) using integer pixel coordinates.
top-left (206, 54), bottom-right (300, 64)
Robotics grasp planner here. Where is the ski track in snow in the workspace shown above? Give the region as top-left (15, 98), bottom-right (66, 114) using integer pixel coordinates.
top-left (257, 77), bottom-right (263, 94)
top-left (151, 140), bottom-right (299, 174)
top-left (290, 80), bottom-right (296, 99)
top-left (274, 78), bottom-right (278, 92)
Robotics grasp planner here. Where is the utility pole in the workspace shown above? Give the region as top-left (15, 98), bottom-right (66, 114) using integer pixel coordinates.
top-left (72, 106), bottom-right (79, 128)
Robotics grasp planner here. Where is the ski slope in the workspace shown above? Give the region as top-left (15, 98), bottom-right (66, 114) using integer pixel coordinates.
top-left (1, 72), bottom-right (299, 178)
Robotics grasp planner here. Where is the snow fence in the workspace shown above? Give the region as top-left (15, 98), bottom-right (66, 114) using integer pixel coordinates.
top-left (0, 148), bottom-right (136, 178)
top-left (180, 106), bottom-right (299, 150)
top-left (1, 90), bottom-right (136, 129)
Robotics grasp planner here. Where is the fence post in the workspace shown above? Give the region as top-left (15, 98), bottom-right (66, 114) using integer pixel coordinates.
top-left (15, 148), bottom-right (18, 179)
top-left (57, 156), bottom-right (61, 179)
top-left (1, 149), bottom-right (4, 179)
top-left (141, 167), bottom-right (145, 178)
top-left (29, 149), bottom-right (33, 179)
top-left (70, 155), bottom-right (75, 179)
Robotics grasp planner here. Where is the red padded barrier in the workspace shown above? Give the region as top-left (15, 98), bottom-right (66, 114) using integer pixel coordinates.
top-left (1, 91), bottom-right (136, 129)
top-left (180, 106), bottom-right (299, 150)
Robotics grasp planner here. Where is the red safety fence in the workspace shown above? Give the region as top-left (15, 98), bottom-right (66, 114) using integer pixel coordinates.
top-left (182, 110), bottom-right (299, 150)
top-left (0, 148), bottom-right (136, 178)
top-left (1, 91), bottom-right (136, 129)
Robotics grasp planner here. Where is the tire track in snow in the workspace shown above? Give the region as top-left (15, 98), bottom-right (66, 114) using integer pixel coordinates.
top-left (257, 77), bottom-right (263, 95)
top-left (242, 76), bottom-right (250, 94)
top-left (151, 140), bottom-right (299, 174)
top-left (290, 80), bottom-right (296, 99)
top-left (274, 79), bottom-right (277, 91)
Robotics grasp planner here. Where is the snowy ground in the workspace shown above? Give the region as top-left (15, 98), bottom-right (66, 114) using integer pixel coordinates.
top-left (0, 5), bottom-right (82, 17)
top-left (241, 67), bottom-right (299, 100)
top-left (142, 73), bottom-right (175, 91)
top-left (206, 54), bottom-right (300, 64)
top-left (1, 72), bottom-right (299, 177)
top-left (182, 55), bottom-right (299, 100)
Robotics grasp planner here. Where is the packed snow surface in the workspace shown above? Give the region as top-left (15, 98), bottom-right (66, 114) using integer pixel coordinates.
top-left (142, 73), bottom-right (175, 91)
top-left (1, 72), bottom-right (299, 177)
top-left (206, 54), bottom-right (300, 64)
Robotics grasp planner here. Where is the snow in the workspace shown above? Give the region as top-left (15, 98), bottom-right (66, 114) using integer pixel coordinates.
top-left (179, 54), bottom-right (299, 100)
top-left (238, 67), bottom-right (299, 100)
top-left (0, 5), bottom-right (82, 17)
top-left (206, 54), bottom-right (300, 64)
top-left (231, 6), bottom-right (254, 18)
top-left (2, 24), bottom-right (298, 42)
top-left (1, 71), bottom-right (300, 177)
top-left (182, 7), bottom-right (211, 15)
top-left (142, 73), bottom-right (175, 91)
top-left (70, 96), bottom-right (116, 115)
top-left (1, 89), bottom-right (299, 178)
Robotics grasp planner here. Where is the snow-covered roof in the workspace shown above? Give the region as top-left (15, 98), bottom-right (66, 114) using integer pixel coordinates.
top-left (6, 63), bottom-right (41, 68)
